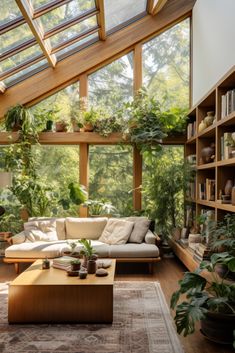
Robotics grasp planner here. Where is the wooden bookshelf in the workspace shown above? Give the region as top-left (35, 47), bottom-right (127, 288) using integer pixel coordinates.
top-left (185, 66), bottom-right (235, 224)
top-left (178, 67), bottom-right (235, 272)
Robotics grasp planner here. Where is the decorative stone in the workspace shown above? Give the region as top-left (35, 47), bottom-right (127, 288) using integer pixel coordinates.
top-left (96, 268), bottom-right (108, 277)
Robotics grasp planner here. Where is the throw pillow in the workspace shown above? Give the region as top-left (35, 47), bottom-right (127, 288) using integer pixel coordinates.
top-left (25, 229), bottom-right (58, 242)
top-left (11, 231), bottom-right (26, 244)
top-left (99, 218), bottom-right (134, 245)
top-left (127, 217), bottom-right (151, 243)
top-left (37, 219), bottom-right (56, 233)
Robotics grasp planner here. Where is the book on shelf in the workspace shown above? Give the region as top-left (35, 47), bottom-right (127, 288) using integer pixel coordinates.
top-left (187, 121), bottom-right (196, 139)
top-left (221, 88), bottom-right (235, 118)
top-left (199, 179), bottom-right (215, 201)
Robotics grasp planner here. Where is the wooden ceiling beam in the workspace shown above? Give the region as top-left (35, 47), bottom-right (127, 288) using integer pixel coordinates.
top-left (152, 0), bottom-right (168, 16)
top-left (15, 0), bottom-right (57, 68)
top-left (147, 0), bottom-right (155, 14)
top-left (0, 82), bottom-right (6, 94)
top-left (95, 0), bottom-right (106, 40)
top-left (0, 0), bottom-right (196, 117)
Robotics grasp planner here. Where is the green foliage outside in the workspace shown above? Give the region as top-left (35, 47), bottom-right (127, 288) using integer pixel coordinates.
top-left (0, 19), bottom-right (189, 234)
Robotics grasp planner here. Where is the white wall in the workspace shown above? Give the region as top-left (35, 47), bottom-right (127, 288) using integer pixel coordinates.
top-left (192, 0), bottom-right (235, 105)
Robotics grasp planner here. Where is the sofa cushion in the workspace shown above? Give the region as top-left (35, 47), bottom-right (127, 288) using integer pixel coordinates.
top-left (109, 243), bottom-right (160, 258)
top-left (127, 217), bottom-right (151, 243)
top-left (11, 231), bottom-right (26, 244)
top-left (25, 229), bottom-right (58, 242)
top-left (144, 230), bottom-right (156, 245)
top-left (99, 218), bottom-right (134, 245)
top-left (5, 241), bottom-right (68, 259)
top-left (65, 217), bottom-right (108, 240)
top-left (56, 218), bottom-right (66, 240)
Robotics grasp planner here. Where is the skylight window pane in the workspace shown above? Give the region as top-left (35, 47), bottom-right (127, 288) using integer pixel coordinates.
top-left (0, 0), bottom-right (22, 26)
top-left (56, 32), bottom-right (98, 59)
top-left (3, 59), bottom-right (48, 86)
top-left (1, 24), bottom-right (34, 55)
top-left (50, 15), bottom-right (97, 48)
top-left (31, 0), bottom-right (59, 9)
top-left (0, 45), bottom-right (43, 74)
top-left (39, 0), bottom-right (96, 32)
top-left (104, 0), bottom-right (147, 33)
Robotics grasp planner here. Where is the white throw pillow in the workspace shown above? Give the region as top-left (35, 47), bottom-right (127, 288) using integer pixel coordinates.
top-left (25, 229), bottom-right (58, 242)
top-left (99, 219), bottom-right (134, 245)
top-left (11, 231), bottom-right (26, 244)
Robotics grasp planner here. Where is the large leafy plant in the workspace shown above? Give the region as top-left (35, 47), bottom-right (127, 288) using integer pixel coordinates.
top-left (171, 254), bottom-right (235, 340)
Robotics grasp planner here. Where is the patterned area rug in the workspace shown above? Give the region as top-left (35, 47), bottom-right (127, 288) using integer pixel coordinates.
top-left (0, 281), bottom-right (184, 353)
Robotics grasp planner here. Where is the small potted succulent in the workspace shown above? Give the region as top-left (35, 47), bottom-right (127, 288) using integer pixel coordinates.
top-left (71, 117), bottom-right (82, 132)
top-left (70, 259), bottom-right (81, 271)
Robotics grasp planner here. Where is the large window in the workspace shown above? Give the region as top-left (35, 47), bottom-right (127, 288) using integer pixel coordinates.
top-left (142, 146), bottom-right (184, 234)
top-left (89, 145), bottom-right (133, 215)
top-left (32, 145), bottom-right (80, 216)
top-left (88, 53), bottom-right (134, 113)
top-left (30, 82), bottom-right (80, 128)
top-left (143, 19), bottom-right (190, 109)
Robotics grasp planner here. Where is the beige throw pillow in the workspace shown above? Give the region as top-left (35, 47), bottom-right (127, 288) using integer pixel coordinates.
top-left (99, 219), bottom-right (134, 245)
top-left (127, 217), bottom-right (151, 243)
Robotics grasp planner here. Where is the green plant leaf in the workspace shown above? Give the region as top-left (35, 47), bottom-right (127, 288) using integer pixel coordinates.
top-left (174, 301), bottom-right (207, 336)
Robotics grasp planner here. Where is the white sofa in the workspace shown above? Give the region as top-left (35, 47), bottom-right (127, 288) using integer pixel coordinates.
top-left (4, 217), bottom-right (160, 273)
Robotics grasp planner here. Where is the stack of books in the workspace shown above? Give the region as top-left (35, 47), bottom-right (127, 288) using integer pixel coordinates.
top-left (221, 89), bottom-right (235, 118)
top-left (193, 243), bottom-right (211, 262)
top-left (220, 132), bottom-right (235, 160)
top-left (187, 121), bottom-right (196, 139)
top-left (199, 178), bottom-right (215, 201)
top-left (52, 256), bottom-right (75, 271)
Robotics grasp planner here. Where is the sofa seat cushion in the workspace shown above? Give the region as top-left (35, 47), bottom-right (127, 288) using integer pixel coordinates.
top-left (65, 217), bottom-right (108, 240)
top-left (109, 243), bottom-right (160, 258)
top-left (5, 241), bottom-right (68, 259)
top-left (65, 239), bottom-right (110, 258)
top-left (99, 219), bottom-right (134, 245)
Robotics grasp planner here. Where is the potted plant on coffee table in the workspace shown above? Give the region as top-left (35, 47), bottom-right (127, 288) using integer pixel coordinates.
top-left (79, 239), bottom-right (98, 273)
top-left (170, 254), bottom-right (235, 346)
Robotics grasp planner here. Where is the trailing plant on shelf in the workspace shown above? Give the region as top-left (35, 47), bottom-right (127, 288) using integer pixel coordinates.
top-left (170, 254), bottom-right (235, 346)
top-left (94, 115), bottom-right (123, 137)
top-left (33, 106), bottom-right (59, 132)
top-left (122, 89), bottom-right (188, 153)
top-left (4, 104), bottom-right (35, 134)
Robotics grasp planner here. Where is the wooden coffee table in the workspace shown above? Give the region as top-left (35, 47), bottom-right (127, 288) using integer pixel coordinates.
top-left (8, 259), bottom-right (116, 324)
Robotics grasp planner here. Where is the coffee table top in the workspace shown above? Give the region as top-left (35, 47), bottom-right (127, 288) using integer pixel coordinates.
top-left (11, 259), bottom-right (116, 286)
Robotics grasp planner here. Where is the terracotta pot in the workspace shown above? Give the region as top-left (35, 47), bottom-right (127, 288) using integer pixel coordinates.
top-left (55, 121), bottom-right (68, 132)
top-left (19, 207), bottom-right (29, 221)
top-left (83, 123), bottom-right (94, 132)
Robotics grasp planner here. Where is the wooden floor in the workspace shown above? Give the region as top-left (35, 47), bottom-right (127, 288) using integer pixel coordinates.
top-left (0, 257), bottom-right (234, 353)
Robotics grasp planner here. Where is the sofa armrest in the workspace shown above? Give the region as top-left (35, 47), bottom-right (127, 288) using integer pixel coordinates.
top-left (144, 230), bottom-right (156, 245)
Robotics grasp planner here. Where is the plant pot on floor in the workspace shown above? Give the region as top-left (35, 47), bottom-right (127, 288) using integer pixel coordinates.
top-left (200, 311), bottom-right (235, 345)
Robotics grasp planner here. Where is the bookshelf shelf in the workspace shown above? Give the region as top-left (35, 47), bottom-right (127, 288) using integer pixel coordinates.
top-left (186, 136), bottom-right (196, 144)
top-left (197, 124), bottom-right (216, 138)
top-left (197, 162), bottom-right (216, 170)
top-left (217, 157), bottom-right (235, 166)
top-left (196, 200), bottom-right (216, 208)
